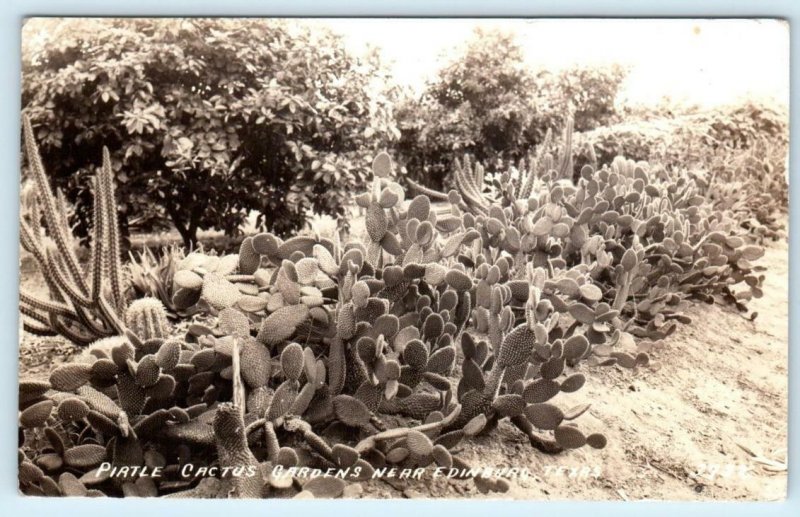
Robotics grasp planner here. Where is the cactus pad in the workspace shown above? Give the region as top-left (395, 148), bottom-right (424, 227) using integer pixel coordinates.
top-left (524, 403), bottom-right (564, 430)
top-left (497, 325), bottom-right (535, 368)
top-left (50, 364), bottom-right (92, 391)
top-left (554, 425), bottom-right (587, 449)
top-left (257, 304), bottom-right (309, 346)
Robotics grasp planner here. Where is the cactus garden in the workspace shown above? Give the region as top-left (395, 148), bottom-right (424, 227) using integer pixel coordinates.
top-left (17, 18), bottom-right (788, 501)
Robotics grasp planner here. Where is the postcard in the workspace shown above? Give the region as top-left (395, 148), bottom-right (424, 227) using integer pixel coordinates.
top-left (17, 17), bottom-right (788, 500)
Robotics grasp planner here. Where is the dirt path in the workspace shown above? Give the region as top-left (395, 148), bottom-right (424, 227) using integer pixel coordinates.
top-left (17, 236), bottom-right (788, 501)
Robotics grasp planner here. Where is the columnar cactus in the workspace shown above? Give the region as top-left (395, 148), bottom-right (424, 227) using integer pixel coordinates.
top-left (19, 116), bottom-right (127, 344)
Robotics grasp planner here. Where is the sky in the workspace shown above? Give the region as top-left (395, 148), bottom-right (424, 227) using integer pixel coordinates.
top-left (308, 18), bottom-right (789, 109)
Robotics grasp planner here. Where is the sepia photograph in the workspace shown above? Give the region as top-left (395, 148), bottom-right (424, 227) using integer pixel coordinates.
top-left (16, 17), bottom-right (789, 500)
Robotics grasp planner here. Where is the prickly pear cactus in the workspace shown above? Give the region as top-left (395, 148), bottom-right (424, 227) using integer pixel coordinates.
top-left (19, 132), bottom-right (766, 499)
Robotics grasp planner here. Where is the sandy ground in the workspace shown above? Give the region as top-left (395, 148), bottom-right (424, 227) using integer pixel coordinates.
top-left (17, 232), bottom-right (788, 502)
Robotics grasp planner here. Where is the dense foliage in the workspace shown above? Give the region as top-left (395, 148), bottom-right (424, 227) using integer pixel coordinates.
top-left (574, 100), bottom-right (789, 239)
top-left (577, 100), bottom-right (788, 166)
top-left (22, 18), bottom-right (398, 247)
top-left (394, 28), bottom-right (627, 190)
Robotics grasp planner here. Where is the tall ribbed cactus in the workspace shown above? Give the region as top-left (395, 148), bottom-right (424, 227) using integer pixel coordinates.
top-left (18, 115), bottom-right (127, 345)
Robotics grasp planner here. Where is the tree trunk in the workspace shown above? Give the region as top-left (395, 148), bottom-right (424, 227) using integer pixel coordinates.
top-left (118, 212), bottom-right (131, 257)
top-left (175, 224), bottom-right (198, 250)
top-left (167, 207), bottom-right (198, 250)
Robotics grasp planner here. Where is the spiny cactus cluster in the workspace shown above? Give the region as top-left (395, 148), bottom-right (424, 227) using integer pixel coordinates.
top-left (19, 116), bottom-right (127, 344)
top-left (18, 117), bottom-right (765, 498)
top-left (413, 117), bottom-right (765, 329)
top-left (693, 140), bottom-right (788, 243)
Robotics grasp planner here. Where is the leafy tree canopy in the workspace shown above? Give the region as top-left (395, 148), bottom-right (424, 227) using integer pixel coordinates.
top-left (23, 18), bottom-right (399, 247)
top-left (395, 27), bottom-right (627, 189)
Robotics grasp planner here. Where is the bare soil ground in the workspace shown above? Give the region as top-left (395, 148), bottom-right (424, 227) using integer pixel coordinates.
top-left (17, 231), bottom-right (788, 502)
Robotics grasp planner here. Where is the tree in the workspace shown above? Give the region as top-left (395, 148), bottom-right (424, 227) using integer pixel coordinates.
top-left (395, 28), bottom-right (537, 190)
top-left (534, 64), bottom-right (627, 133)
top-left (22, 18), bottom-right (398, 247)
top-left (394, 28), bottom-right (627, 190)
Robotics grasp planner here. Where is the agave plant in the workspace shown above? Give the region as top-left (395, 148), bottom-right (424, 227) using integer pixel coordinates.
top-left (126, 245), bottom-right (186, 316)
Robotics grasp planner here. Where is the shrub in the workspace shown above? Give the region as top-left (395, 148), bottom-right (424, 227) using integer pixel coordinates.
top-left (573, 120), bottom-right (676, 167)
top-left (596, 99), bottom-right (789, 165)
top-left (394, 28), bottom-right (538, 191)
top-left (394, 27), bottom-right (626, 190)
top-left (530, 64), bottom-right (627, 135)
top-left (22, 18), bottom-right (398, 247)
top-left (702, 99), bottom-right (788, 150)
top-left (573, 100), bottom-right (789, 238)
